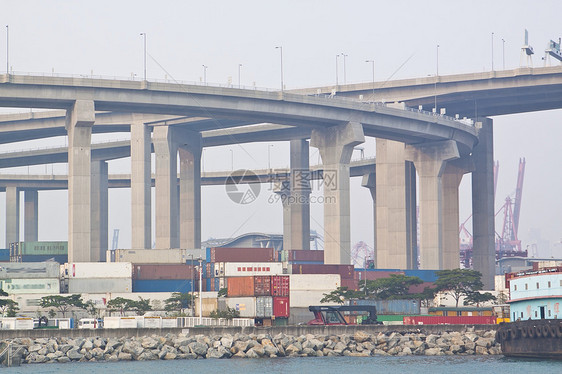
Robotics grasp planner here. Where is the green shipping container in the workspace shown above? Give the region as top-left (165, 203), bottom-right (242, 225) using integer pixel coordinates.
top-left (18, 241), bottom-right (68, 256)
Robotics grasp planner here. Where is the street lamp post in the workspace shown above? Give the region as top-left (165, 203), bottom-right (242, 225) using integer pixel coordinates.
top-left (335, 54), bottom-right (340, 87)
top-left (275, 46), bottom-right (283, 92)
top-left (189, 254), bottom-right (194, 316)
top-left (5, 25), bottom-right (8, 74)
top-left (492, 32), bottom-right (495, 71)
top-left (502, 38), bottom-right (505, 70)
top-left (202, 65), bottom-right (208, 85)
top-left (435, 44), bottom-right (439, 112)
top-left (365, 60), bottom-right (375, 99)
top-left (238, 64), bottom-right (242, 88)
top-left (341, 53), bottom-right (348, 85)
top-left (198, 257), bottom-right (203, 325)
top-left (140, 33), bottom-right (146, 81)
top-left (267, 144), bottom-right (274, 170)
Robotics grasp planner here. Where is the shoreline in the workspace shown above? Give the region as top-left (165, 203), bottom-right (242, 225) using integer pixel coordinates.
top-left (1, 327), bottom-right (501, 365)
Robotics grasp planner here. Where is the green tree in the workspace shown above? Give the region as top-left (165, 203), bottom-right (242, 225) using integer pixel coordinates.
top-left (210, 307), bottom-right (240, 320)
top-left (48, 309), bottom-right (57, 319)
top-left (164, 292), bottom-right (196, 315)
top-left (320, 286), bottom-right (360, 304)
top-left (463, 291), bottom-right (496, 307)
top-left (40, 294), bottom-right (85, 317)
top-left (364, 274), bottom-right (423, 300)
top-left (106, 297), bottom-right (136, 316)
top-left (85, 300), bottom-right (101, 319)
top-left (130, 297), bottom-right (152, 315)
top-left (217, 288), bottom-right (228, 298)
top-left (434, 269), bottom-right (484, 308)
top-left (0, 299), bottom-right (18, 316)
top-left (411, 286), bottom-right (437, 308)
top-left (6, 301), bottom-right (19, 317)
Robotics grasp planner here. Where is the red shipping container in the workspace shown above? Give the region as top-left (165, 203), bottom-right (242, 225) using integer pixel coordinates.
top-left (210, 247), bottom-right (275, 263)
top-left (133, 264), bottom-right (198, 280)
top-left (271, 275), bottom-right (289, 296)
top-left (403, 316), bottom-right (497, 325)
top-left (273, 296), bottom-right (290, 318)
top-left (288, 250), bottom-right (324, 262)
top-left (254, 276), bottom-right (271, 296)
top-left (341, 278), bottom-right (358, 291)
top-left (291, 264), bottom-right (354, 279)
top-left (227, 276), bottom-right (272, 297)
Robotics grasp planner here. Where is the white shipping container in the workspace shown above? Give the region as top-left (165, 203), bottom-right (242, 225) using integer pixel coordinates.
top-left (256, 296), bottom-right (273, 318)
top-left (223, 262), bottom-right (283, 277)
top-left (495, 275), bottom-right (506, 292)
top-left (1, 278), bottom-right (60, 294)
top-left (290, 290), bottom-right (342, 308)
top-left (290, 274), bottom-right (341, 291)
top-left (103, 316), bottom-right (137, 329)
top-left (68, 278), bottom-right (132, 293)
top-left (65, 262), bottom-right (132, 279)
top-left (225, 297), bottom-right (257, 318)
top-left (111, 249), bottom-right (191, 264)
top-left (0, 262), bottom-right (60, 279)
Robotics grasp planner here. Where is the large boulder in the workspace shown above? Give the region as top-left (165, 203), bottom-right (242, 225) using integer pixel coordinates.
top-left (354, 331), bottom-right (370, 343)
top-left (188, 342), bottom-right (208, 357)
top-left (66, 348), bottom-right (84, 361)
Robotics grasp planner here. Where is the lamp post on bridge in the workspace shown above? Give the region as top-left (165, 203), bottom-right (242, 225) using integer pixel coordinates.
top-left (5, 25), bottom-right (9, 74)
top-left (341, 53), bottom-right (348, 85)
top-left (140, 32), bottom-right (146, 81)
top-left (202, 65), bottom-right (208, 85)
top-left (275, 46), bottom-right (283, 92)
top-left (365, 59), bottom-right (375, 100)
top-left (238, 64), bottom-right (242, 88)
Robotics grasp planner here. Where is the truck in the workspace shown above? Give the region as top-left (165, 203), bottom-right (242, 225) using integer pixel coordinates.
top-left (307, 305), bottom-right (381, 325)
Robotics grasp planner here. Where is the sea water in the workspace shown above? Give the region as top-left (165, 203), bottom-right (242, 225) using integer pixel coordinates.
top-left (2, 355), bottom-right (562, 374)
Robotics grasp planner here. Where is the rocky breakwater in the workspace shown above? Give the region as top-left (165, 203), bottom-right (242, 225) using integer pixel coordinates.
top-left (3, 330), bottom-right (501, 364)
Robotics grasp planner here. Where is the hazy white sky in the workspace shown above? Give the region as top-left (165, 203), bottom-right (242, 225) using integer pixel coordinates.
top-left (1, 1), bottom-right (561, 259)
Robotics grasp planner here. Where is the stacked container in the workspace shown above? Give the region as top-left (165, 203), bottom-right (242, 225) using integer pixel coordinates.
top-left (0, 262), bottom-right (61, 295)
top-left (289, 274), bottom-right (341, 307)
top-left (287, 250), bottom-right (324, 264)
top-left (132, 264), bottom-right (199, 293)
top-left (63, 262), bottom-right (132, 293)
top-left (9, 241), bottom-right (68, 263)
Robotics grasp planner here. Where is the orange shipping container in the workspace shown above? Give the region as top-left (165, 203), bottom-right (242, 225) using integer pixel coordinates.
top-left (227, 276), bottom-right (272, 297)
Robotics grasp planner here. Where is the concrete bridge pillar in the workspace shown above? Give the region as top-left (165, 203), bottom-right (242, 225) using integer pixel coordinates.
top-left (65, 100), bottom-right (95, 262)
top-left (153, 126), bottom-right (179, 249)
top-left (5, 186), bottom-right (19, 248)
top-left (310, 122), bottom-right (365, 264)
top-left (91, 160), bottom-right (108, 262)
top-left (24, 190), bottom-right (38, 242)
top-left (375, 139), bottom-right (417, 269)
top-left (274, 180), bottom-right (292, 255)
top-left (288, 139), bottom-right (311, 251)
top-left (130, 118), bottom-right (152, 249)
top-left (406, 140), bottom-right (460, 269)
top-left (361, 172), bottom-right (377, 267)
top-left (472, 118), bottom-right (495, 290)
top-left (442, 158), bottom-right (473, 269)
top-left (177, 130), bottom-right (202, 249)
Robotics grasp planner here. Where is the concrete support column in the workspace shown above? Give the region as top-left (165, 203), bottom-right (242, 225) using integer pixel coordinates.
top-left (310, 122), bottom-right (365, 264)
top-left (274, 181), bottom-right (292, 255)
top-left (5, 186), bottom-right (19, 247)
top-left (406, 140), bottom-right (459, 269)
top-left (131, 120), bottom-right (152, 249)
top-left (375, 139), bottom-right (417, 269)
top-left (65, 100), bottom-right (95, 262)
top-left (24, 190), bottom-right (38, 242)
top-left (91, 160), bottom-right (108, 262)
top-left (361, 172), bottom-right (376, 267)
top-left (178, 130), bottom-right (202, 249)
top-left (441, 159), bottom-right (472, 269)
top-left (289, 139), bottom-right (311, 251)
top-left (153, 126), bottom-right (179, 249)
top-left (472, 118), bottom-right (495, 290)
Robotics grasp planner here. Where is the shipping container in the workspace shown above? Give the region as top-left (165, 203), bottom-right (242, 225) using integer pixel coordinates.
top-left (291, 264), bottom-right (354, 279)
top-left (206, 278), bottom-right (211, 292)
top-left (403, 315), bottom-right (497, 325)
top-left (0, 317), bottom-right (34, 330)
top-left (112, 249), bottom-right (191, 264)
top-left (195, 297), bottom-right (218, 317)
top-left (256, 296), bottom-right (273, 318)
top-left (273, 317), bottom-right (288, 326)
top-left (103, 316), bottom-right (137, 329)
top-left (0, 278), bottom-right (60, 294)
top-left (0, 249), bottom-right (10, 262)
top-left (341, 278), bottom-right (358, 291)
top-left (355, 270), bottom-right (405, 281)
top-left (348, 299), bottom-right (421, 315)
top-left (290, 290), bottom-right (341, 307)
top-left (223, 262), bottom-right (283, 277)
top-left (271, 275), bottom-right (289, 296)
top-left (225, 297), bottom-right (257, 318)
top-left (288, 250), bottom-right (324, 262)
top-left (273, 296), bottom-right (290, 318)
top-left (227, 276), bottom-right (272, 297)
top-left (132, 279), bottom-right (194, 293)
top-left (403, 269), bottom-right (438, 282)
top-left (17, 255), bottom-right (68, 263)
top-left (133, 264), bottom-right (198, 280)
top-left (0, 262), bottom-right (60, 279)
top-left (68, 278), bottom-right (132, 293)
top-left (210, 247), bottom-right (276, 263)
top-left (14, 241), bottom-right (68, 256)
top-left (64, 262), bottom-right (132, 279)
top-left (289, 274), bottom-right (340, 291)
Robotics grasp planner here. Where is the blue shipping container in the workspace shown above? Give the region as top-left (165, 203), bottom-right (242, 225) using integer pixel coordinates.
top-left (133, 279), bottom-right (193, 293)
top-left (206, 248), bottom-right (211, 263)
top-left (349, 299), bottom-right (421, 315)
top-left (206, 278), bottom-right (211, 292)
top-left (0, 249), bottom-right (9, 262)
top-left (214, 278), bottom-right (219, 291)
top-left (403, 269), bottom-right (438, 282)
